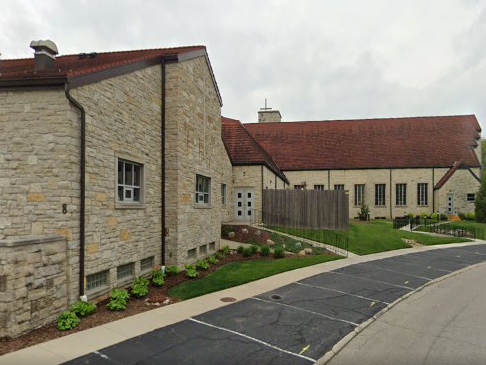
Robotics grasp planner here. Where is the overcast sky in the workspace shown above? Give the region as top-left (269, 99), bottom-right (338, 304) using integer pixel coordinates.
top-left (1, 0), bottom-right (485, 128)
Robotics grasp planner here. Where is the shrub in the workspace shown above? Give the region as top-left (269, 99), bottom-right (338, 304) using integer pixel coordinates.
top-left (260, 245), bottom-right (271, 256)
top-left (357, 203), bottom-right (370, 221)
top-left (222, 245), bottom-right (231, 255)
top-left (273, 247), bottom-right (285, 259)
top-left (458, 212), bottom-right (466, 221)
top-left (185, 264), bottom-right (198, 278)
top-left (131, 277), bottom-right (149, 298)
top-left (71, 301), bottom-right (96, 317)
top-left (467, 212), bottom-right (476, 221)
top-left (57, 311), bottom-right (79, 331)
top-left (407, 213), bottom-right (414, 219)
top-left (107, 289), bottom-right (129, 311)
top-left (431, 213), bottom-right (439, 221)
top-left (196, 259), bottom-right (210, 270)
top-left (476, 170), bottom-right (486, 223)
top-left (151, 269), bottom-right (165, 287)
top-left (242, 247), bottom-right (253, 257)
top-left (237, 245), bottom-right (244, 254)
top-left (221, 225), bottom-right (234, 237)
top-left (420, 212), bottom-right (428, 219)
top-left (440, 213), bottom-right (449, 221)
top-left (250, 245), bottom-right (259, 254)
top-left (165, 265), bottom-right (181, 277)
top-left (207, 255), bottom-right (219, 265)
top-left (215, 251), bottom-right (225, 260)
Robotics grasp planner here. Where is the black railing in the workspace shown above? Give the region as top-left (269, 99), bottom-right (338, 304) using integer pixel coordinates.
top-left (419, 224), bottom-right (479, 240)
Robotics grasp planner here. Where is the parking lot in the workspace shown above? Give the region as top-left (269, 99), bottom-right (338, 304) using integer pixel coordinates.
top-left (64, 244), bottom-right (486, 365)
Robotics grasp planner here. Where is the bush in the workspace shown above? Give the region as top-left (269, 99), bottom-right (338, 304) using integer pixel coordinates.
top-left (250, 245), bottom-right (259, 254)
top-left (57, 311), bottom-right (79, 331)
top-left (196, 259), bottom-right (210, 270)
top-left (420, 212), bottom-right (428, 219)
top-left (467, 212), bottom-right (476, 221)
top-left (71, 301), bottom-right (96, 317)
top-left (107, 289), bottom-right (129, 311)
top-left (476, 170), bottom-right (486, 223)
top-left (407, 213), bottom-right (414, 219)
top-left (458, 212), bottom-right (466, 220)
top-left (185, 264), bottom-right (198, 278)
top-left (151, 269), bottom-right (165, 287)
top-left (215, 251), bottom-right (225, 260)
top-left (242, 247), bottom-right (253, 257)
top-left (440, 213), bottom-right (449, 221)
top-left (207, 255), bottom-right (219, 265)
top-left (131, 277), bottom-right (149, 298)
top-left (431, 213), bottom-right (439, 221)
top-left (165, 265), bottom-right (181, 276)
top-left (273, 247), bottom-right (285, 259)
top-left (221, 225), bottom-right (234, 237)
top-left (222, 245), bottom-right (231, 255)
top-left (260, 245), bottom-right (271, 256)
top-left (357, 203), bottom-right (370, 221)
top-left (237, 245), bottom-right (244, 254)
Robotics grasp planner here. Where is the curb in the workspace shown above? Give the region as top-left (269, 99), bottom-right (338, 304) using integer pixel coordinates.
top-left (314, 259), bottom-right (486, 365)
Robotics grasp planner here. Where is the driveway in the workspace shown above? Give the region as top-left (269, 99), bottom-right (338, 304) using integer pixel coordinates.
top-left (62, 244), bottom-right (486, 365)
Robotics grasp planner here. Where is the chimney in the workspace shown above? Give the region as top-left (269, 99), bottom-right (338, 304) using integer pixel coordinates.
top-left (30, 40), bottom-right (58, 71)
top-left (258, 99), bottom-right (282, 123)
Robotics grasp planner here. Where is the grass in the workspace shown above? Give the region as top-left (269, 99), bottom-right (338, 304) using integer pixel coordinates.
top-left (417, 220), bottom-right (486, 240)
top-left (272, 221), bottom-right (471, 256)
top-left (169, 255), bottom-right (342, 300)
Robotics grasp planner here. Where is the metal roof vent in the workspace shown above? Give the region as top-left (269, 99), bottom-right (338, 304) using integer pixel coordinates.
top-left (30, 40), bottom-right (58, 71)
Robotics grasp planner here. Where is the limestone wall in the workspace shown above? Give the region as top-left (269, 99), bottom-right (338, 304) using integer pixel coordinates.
top-left (436, 168), bottom-right (480, 214)
top-left (0, 236), bottom-right (68, 338)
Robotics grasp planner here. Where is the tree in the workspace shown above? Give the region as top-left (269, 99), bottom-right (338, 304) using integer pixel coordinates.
top-left (475, 168), bottom-right (486, 223)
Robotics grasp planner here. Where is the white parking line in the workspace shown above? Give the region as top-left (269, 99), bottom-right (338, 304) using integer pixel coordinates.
top-left (188, 318), bottom-right (317, 363)
top-left (360, 262), bottom-right (433, 280)
top-left (376, 259), bottom-right (453, 273)
top-left (294, 281), bottom-right (390, 305)
top-left (251, 297), bottom-right (359, 327)
top-left (329, 271), bottom-right (415, 290)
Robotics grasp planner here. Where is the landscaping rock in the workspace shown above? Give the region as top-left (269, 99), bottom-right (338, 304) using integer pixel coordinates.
top-left (254, 230), bottom-right (262, 236)
top-left (267, 239), bottom-right (275, 246)
top-left (297, 250), bottom-right (306, 257)
top-left (285, 251), bottom-right (296, 256)
top-left (304, 248), bottom-right (313, 255)
top-left (228, 232), bottom-right (235, 239)
top-left (241, 228), bottom-right (248, 234)
top-left (163, 298), bottom-right (171, 305)
top-left (295, 242), bottom-right (302, 250)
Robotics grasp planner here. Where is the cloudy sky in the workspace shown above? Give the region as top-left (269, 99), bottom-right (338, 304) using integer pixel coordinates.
top-left (1, 0), bottom-right (485, 128)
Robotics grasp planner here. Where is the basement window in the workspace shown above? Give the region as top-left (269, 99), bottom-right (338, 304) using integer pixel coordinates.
top-left (86, 270), bottom-right (109, 292)
top-left (314, 185), bottom-right (325, 190)
top-left (117, 263), bottom-right (134, 281)
top-left (117, 159), bottom-right (143, 203)
top-left (140, 256), bottom-right (154, 273)
top-left (294, 185), bottom-right (305, 190)
top-left (334, 184), bottom-right (344, 191)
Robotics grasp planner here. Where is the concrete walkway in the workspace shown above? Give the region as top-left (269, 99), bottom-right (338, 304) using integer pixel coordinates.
top-left (1, 240), bottom-right (484, 365)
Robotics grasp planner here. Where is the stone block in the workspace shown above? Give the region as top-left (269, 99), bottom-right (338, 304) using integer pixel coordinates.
top-left (227, 232), bottom-right (235, 239)
top-left (120, 229), bottom-right (132, 241)
top-left (297, 250), bottom-right (306, 257)
top-left (27, 193), bottom-right (45, 202)
top-left (95, 193), bottom-right (106, 202)
top-left (86, 243), bottom-right (99, 254)
top-left (107, 217), bottom-right (118, 226)
top-left (54, 228), bottom-right (72, 240)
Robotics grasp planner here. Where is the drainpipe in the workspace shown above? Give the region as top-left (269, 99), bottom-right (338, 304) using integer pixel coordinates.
top-left (432, 168), bottom-right (435, 212)
top-left (65, 84), bottom-right (86, 298)
top-left (161, 58), bottom-right (167, 270)
top-left (389, 169), bottom-right (393, 219)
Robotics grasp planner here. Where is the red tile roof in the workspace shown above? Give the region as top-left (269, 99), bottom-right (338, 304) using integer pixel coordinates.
top-left (243, 115), bottom-right (481, 170)
top-left (0, 46), bottom-right (206, 80)
top-left (221, 117), bottom-right (288, 183)
top-left (434, 161), bottom-right (481, 189)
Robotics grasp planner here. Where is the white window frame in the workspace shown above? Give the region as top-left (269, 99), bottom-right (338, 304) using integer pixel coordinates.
top-left (196, 174), bottom-right (211, 206)
top-left (334, 184), bottom-right (344, 191)
top-left (116, 158), bottom-right (143, 204)
top-left (396, 183), bottom-right (407, 206)
top-left (375, 184), bottom-right (386, 206)
top-left (314, 184), bottom-right (325, 190)
top-left (417, 183), bottom-right (428, 206)
top-left (467, 193), bottom-right (475, 202)
top-left (354, 184), bottom-right (365, 206)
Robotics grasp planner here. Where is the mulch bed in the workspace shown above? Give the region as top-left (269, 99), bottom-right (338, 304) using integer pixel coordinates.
top-left (0, 249), bottom-right (286, 356)
top-left (223, 224), bottom-right (272, 245)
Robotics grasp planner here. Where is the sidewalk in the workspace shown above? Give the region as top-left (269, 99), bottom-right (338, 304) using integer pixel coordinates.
top-left (1, 240), bottom-right (484, 365)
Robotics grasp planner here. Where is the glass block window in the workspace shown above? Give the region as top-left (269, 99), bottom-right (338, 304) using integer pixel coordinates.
top-left (117, 262), bottom-right (134, 281)
top-left (86, 270), bottom-right (109, 292)
top-left (396, 184), bottom-right (407, 206)
top-left (314, 185), bottom-right (325, 190)
top-left (467, 193), bottom-right (475, 202)
top-left (375, 184), bottom-right (386, 206)
top-left (417, 183), bottom-right (428, 206)
top-left (140, 256), bottom-right (154, 273)
top-left (209, 242), bottom-right (216, 252)
top-left (221, 184), bottom-right (227, 205)
top-left (187, 248), bottom-right (197, 260)
top-left (354, 184), bottom-right (365, 206)
top-left (334, 184), bottom-right (344, 191)
top-left (117, 159), bottom-right (143, 203)
top-left (294, 185), bottom-right (305, 190)
top-left (196, 175), bottom-right (211, 205)
top-left (199, 244), bottom-right (207, 256)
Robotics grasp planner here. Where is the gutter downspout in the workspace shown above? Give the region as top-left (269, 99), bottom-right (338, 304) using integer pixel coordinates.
top-left (65, 84), bottom-right (86, 298)
top-left (161, 58), bottom-right (167, 270)
top-left (389, 168), bottom-right (393, 219)
top-left (432, 168), bottom-right (435, 212)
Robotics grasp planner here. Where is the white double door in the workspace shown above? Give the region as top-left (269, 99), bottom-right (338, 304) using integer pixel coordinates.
top-left (235, 188), bottom-right (254, 221)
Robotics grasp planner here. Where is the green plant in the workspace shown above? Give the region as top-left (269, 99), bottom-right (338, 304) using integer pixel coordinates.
top-left (132, 276), bottom-right (149, 297)
top-left (476, 169), bottom-right (486, 223)
top-left (250, 244), bottom-right (259, 254)
top-left (71, 301), bottom-right (96, 317)
top-left (221, 225), bottom-right (234, 237)
top-left (57, 311), bottom-right (80, 331)
top-left (207, 255), bottom-right (219, 265)
top-left (242, 247), bottom-right (253, 257)
top-left (185, 265), bottom-right (198, 279)
top-left (440, 213), bottom-right (449, 221)
top-left (215, 251), bottom-right (225, 260)
top-left (458, 212), bottom-right (466, 220)
top-left (431, 213), bottom-right (439, 221)
top-left (260, 245), bottom-right (271, 256)
top-left (222, 245), bottom-right (231, 255)
top-left (237, 246), bottom-right (244, 254)
top-left (467, 212), bottom-right (476, 221)
top-left (273, 247), bottom-right (285, 259)
top-left (407, 212), bottom-right (415, 219)
top-left (196, 259), bottom-right (210, 270)
top-left (107, 289), bottom-right (130, 311)
top-left (151, 269), bottom-right (165, 287)
top-left (165, 265), bottom-right (181, 276)
top-left (421, 212), bottom-right (429, 219)
top-left (357, 203), bottom-right (370, 221)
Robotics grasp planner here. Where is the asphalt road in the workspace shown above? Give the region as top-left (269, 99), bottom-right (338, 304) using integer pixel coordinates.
top-left (62, 244), bottom-right (486, 365)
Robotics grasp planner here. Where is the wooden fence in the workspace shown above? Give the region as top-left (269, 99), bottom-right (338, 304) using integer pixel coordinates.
top-left (262, 189), bottom-right (349, 230)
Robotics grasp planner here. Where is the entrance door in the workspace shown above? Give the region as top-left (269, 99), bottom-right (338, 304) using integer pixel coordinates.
top-left (235, 188), bottom-right (254, 221)
top-left (446, 194), bottom-right (454, 214)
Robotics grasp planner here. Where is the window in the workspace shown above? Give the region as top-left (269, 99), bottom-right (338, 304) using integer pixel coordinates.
top-left (187, 248), bottom-right (197, 260)
top-left (221, 184), bottom-right (226, 205)
top-left (86, 270), bottom-right (109, 292)
top-left (396, 184), bottom-right (407, 206)
top-left (140, 256), bottom-right (154, 272)
top-left (209, 242), bottom-right (216, 252)
top-left (199, 244), bottom-right (207, 256)
top-left (294, 185), bottom-right (305, 190)
top-left (354, 184), bottom-right (365, 206)
top-left (375, 184), bottom-right (386, 206)
top-left (196, 175), bottom-right (211, 205)
top-left (467, 193), bottom-right (475, 202)
top-left (334, 184), bottom-right (344, 191)
top-left (117, 159), bottom-right (143, 203)
top-left (117, 263), bottom-right (134, 281)
top-left (314, 185), bottom-right (325, 190)
top-left (417, 183), bottom-right (428, 206)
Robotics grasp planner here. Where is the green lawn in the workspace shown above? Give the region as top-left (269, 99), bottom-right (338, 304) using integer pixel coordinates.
top-left (169, 255), bottom-right (342, 300)
top-left (430, 221), bottom-right (486, 240)
top-left (272, 221), bottom-right (471, 256)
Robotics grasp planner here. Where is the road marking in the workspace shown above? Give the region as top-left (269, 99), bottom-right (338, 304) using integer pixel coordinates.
top-left (329, 271), bottom-right (415, 290)
top-left (299, 345), bottom-right (310, 355)
top-left (386, 258), bottom-right (454, 273)
top-left (94, 351), bottom-right (123, 365)
top-left (404, 281), bottom-right (409, 285)
top-left (251, 297), bottom-right (359, 327)
top-left (370, 301), bottom-right (376, 307)
top-left (295, 282), bottom-right (390, 305)
top-left (361, 262), bottom-right (433, 280)
top-left (189, 318), bottom-right (317, 363)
